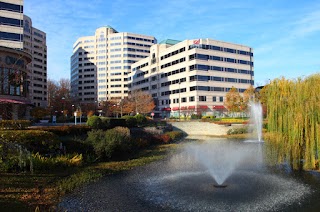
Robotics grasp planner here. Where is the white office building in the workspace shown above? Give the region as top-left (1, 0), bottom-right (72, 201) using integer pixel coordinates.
top-left (71, 26), bottom-right (156, 105)
top-left (129, 38), bottom-right (254, 118)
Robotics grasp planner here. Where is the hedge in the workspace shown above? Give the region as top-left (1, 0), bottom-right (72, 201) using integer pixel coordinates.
top-left (0, 120), bottom-right (31, 130)
top-left (0, 130), bottom-right (60, 153)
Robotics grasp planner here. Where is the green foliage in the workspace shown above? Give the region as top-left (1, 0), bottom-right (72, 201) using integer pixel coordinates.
top-left (122, 116), bottom-right (137, 128)
top-left (134, 114), bottom-right (147, 125)
top-left (191, 114), bottom-right (202, 119)
top-left (0, 120), bottom-right (31, 130)
top-left (0, 130), bottom-right (59, 154)
top-left (32, 153), bottom-right (82, 171)
top-left (100, 117), bottom-right (111, 129)
top-left (31, 125), bottom-right (91, 136)
top-left (201, 115), bottom-right (216, 120)
top-left (164, 131), bottom-right (184, 141)
top-left (86, 116), bottom-right (103, 129)
top-left (265, 74), bottom-right (320, 170)
top-left (86, 127), bottom-right (132, 159)
top-left (227, 127), bottom-right (249, 135)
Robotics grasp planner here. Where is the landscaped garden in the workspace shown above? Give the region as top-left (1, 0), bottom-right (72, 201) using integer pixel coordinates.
top-left (0, 115), bottom-right (183, 210)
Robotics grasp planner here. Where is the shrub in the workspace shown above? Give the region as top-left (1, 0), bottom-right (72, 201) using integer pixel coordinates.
top-left (31, 125), bottom-right (92, 136)
top-left (108, 118), bottom-right (126, 128)
top-left (0, 130), bottom-right (59, 154)
top-left (0, 120), bottom-right (31, 130)
top-left (135, 114), bottom-right (147, 125)
top-left (32, 153), bottom-right (83, 171)
top-left (227, 127), bottom-right (249, 135)
top-left (191, 114), bottom-right (202, 119)
top-left (100, 117), bottom-right (111, 129)
top-left (122, 116), bottom-right (137, 128)
top-left (159, 134), bottom-right (171, 143)
top-left (165, 131), bottom-right (184, 141)
top-left (86, 116), bottom-right (103, 129)
top-left (86, 127), bottom-right (132, 159)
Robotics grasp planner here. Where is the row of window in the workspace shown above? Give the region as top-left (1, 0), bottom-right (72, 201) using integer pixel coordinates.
top-left (124, 36), bottom-right (155, 43)
top-left (0, 32), bottom-right (23, 41)
top-left (160, 67), bottom-right (186, 78)
top-left (159, 96), bottom-right (224, 105)
top-left (0, 2), bottom-right (23, 13)
top-left (160, 57), bottom-right (186, 69)
top-left (189, 44), bottom-right (253, 56)
top-left (0, 17), bottom-right (23, 27)
top-left (189, 75), bottom-right (253, 84)
top-left (189, 86), bottom-right (247, 93)
top-left (189, 53), bottom-right (253, 66)
top-left (189, 64), bottom-right (254, 75)
top-left (160, 47), bottom-right (186, 60)
top-left (123, 48), bottom-right (150, 53)
top-left (161, 78), bottom-right (186, 87)
top-left (124, 42), bottom-right (151, 48)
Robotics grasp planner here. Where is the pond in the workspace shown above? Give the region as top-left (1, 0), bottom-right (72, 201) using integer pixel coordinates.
top-left (59, 136), bottom-right (320, 211)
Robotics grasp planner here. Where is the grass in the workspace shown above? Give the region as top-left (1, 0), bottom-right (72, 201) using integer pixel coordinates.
top-left (0, 143), bottom-right (178, 211)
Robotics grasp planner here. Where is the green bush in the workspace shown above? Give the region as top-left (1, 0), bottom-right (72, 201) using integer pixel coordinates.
top-left (100, 117), bottom-right (111, 129)
top-left (86, 116), bottom-right (103, 129)
top-left (0, 130), bottom-right (59, 154)
top-left (191, 114), bottom-right (202, 119)
top-left (0, 120), bottom-right (31, 130)
top-left (135, 114), bottom-right (147, 125)
top-left (227, 127), bottom-right (249, 135)
top-left (86, 127), bottom-right (132, 159)
top-left (31, 125), bottom-right (92, 136)
top-left (164, 131), bottom-right (184, 141)
top-left (122, 116), bottom-right (137, 128)
top-left (32, 153), bottom-right (82, 171)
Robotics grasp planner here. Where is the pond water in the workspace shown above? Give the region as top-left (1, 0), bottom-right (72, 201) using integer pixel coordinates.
top-left (59, 136), bottom-right (320, 211)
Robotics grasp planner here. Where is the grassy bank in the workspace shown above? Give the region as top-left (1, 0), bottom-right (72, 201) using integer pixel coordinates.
top-left (0, 143), bottom-right (177, 211)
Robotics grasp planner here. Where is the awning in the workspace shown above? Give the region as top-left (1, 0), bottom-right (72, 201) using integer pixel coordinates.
top-left (0, 98), bottom-right (33, 106)
top-left (197, 105), bottom-right (208, 109)
top-left (213, 105), bottom-right (226, 110)
top-left (180, 106), bottom-right (188, 110)
top-left (188, 106), bottom-right (195, 109)
top-left (172, 107), bottom-right (179, 111)
top-left (162, 107), bottom-right (171, 111)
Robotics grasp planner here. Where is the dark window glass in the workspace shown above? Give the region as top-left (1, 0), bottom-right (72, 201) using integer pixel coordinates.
top-left (0, 32), bottom-right (22, 41)
top-left (219, 97), bottom-right (223, 102)
top-left (196, 54), bottom-right (208, 60)
top-left (197, 65), bottom-right (208, 71)
top-left (214, 87), bottom-right (224, 92)
top-left (0, 2), bottom-right (23, 13)
top-left (0, 17), bottom-right (22, 27)
top-left (213, 77), bottom-right (223, 81)
top-left (211, 66), bottom-right (223, 71)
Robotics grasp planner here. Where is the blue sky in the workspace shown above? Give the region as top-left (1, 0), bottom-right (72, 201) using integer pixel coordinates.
top-left (24, 0), bottom-right (320, 86)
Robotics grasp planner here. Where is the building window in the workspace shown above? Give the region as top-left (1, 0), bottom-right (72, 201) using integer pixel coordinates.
top-left (219, 97), bottom-right (223, 102)
top-left (181, 97), bottom-right (186, 103)
top-left (189, 96), bottom-right (195, 102)
top-left (199, 96), bottom-right (206, 101)
top-left (213, 96), bottom-right (217, 102)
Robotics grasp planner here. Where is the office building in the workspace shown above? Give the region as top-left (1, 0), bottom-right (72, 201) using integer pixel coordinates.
top-left (0, 0), bottom-right (47, 119)
top-left (23, 15), bottom-right (47, 107)
top-left (129, 38), bottom-right (254, 118)
top-left (71, 26), bottom-right (156, 104)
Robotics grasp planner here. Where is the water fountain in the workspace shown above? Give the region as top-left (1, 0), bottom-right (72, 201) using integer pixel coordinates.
top-left (249, 101), bottom-right (263, 142)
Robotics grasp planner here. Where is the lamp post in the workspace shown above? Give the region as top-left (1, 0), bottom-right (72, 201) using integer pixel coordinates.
top-left (178, 81), bottom-right (181, 121)
top-left (61, 97), bottom-right (65, 125)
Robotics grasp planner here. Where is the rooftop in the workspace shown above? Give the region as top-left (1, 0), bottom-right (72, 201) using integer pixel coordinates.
top-left (159, 39), bottom-right (181, 45)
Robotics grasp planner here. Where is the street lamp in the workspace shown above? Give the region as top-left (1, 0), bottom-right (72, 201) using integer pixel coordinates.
top-left (61, 97), bottom-right (65, 125)
top-left (178, 80), bottom-right (181, 121)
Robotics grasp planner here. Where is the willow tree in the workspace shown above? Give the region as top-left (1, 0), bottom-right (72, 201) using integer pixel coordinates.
top-left (264, 74), bottom-right (320, 170)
